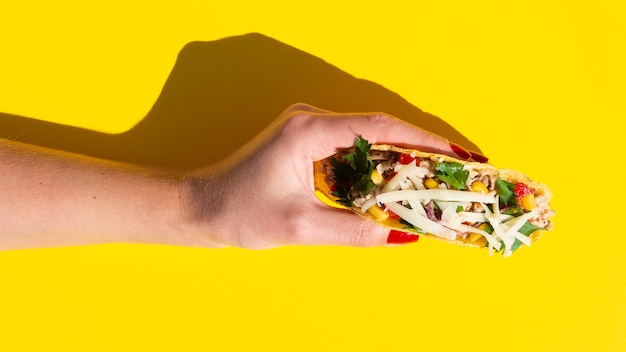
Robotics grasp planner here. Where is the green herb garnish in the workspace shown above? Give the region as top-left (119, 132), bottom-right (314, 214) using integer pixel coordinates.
top-left (510, 222), bottom-right (546, 252)
top-left (501, 206), bottom-right (524, 216)
top-left (330, 136), bottom-right (374, 207)
top-left (496, 176), bottom-right (518, 207)
top-left (489, 221), bottom-right (546, 253)
top-left (400, 218), bottom-right (426, 234)
top-left (435, 162), bottom-right (469, 190)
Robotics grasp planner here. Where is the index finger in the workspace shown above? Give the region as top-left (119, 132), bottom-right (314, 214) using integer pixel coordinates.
top-left (302, 111), bottom-right (467, 160)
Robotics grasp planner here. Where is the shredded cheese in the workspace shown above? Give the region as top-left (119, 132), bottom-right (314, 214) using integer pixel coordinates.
top-left (357, 155), bottom-right (540, 256)
top-left (455, 212), bottom-right (514, 224)
top-left (481, 203), bottom-right (513, 253)
top-left (381, 163), bottom-right (428, 193)
top-left (383, 202), bottom-right (457, 240)
top-left (437, 201), bottom-right (469, 209)
top-left (503, 210), bottom-right (538, 247)
top-left (441, 221), bottom-right (502, 251)
top-left (377, 189), bottom-right (497, 204)
top-left (360, 197), bottom-right (378, 213)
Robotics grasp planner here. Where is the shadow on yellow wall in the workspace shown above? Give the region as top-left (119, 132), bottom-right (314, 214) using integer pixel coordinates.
top-left (0, 33), bottom-right (479, 169)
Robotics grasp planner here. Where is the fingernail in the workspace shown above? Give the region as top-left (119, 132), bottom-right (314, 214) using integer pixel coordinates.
top-left (449, 142), bottom-right (472, 160)
top-left (469, 150), bottom-right (489, 163)
top-left (387, 230), bottom-right (420, 244)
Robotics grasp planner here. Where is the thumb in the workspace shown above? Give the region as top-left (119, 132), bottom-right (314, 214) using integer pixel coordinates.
top-left (290, 205), bottom-right (418, 247)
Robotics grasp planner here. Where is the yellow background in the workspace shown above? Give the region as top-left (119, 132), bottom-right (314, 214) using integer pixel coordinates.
top-left (1, 1), bottom-right (624, 351)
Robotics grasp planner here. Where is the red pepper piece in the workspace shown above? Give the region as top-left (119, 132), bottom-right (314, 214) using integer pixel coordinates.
top-left (388, 209), bottom-right (400, 220)
top-left (514, 183), bottom-right (533, 202)
top-left (398, 153), bottom-right (419, 165)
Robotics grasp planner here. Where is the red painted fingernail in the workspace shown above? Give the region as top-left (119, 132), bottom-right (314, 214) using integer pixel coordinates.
top-left (469, 150), bottom-right (489, 163)
top-left (449, 142), bottom-right (472, 160)
top-left (387, 230), bottom-right (420, 244)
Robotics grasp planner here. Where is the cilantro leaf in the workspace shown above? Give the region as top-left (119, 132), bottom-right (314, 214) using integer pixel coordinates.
top-left (329, 136), bottom-right (374, 207)
top-left (330, 157), bottom-right (355, 185)
top-left (518, 221), bottom-right (546, 236)
top-left (496, 176), bottom-right (518, 207)
top-left (435, 162), bottom-right (469, 190)
top-left (501, 206), bottom-right (524, 216)
top-left (331, 184), bottom-right (353, 207)
top-left (354, 135), bottom-right (372, 163)
top-left (510, 222), bottom-right (546, 252)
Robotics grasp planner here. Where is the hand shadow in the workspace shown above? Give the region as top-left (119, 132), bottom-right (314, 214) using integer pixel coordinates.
top-left (0, 32), bottom-right (480, 170)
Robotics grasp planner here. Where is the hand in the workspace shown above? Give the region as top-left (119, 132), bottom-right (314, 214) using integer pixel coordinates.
top-left (0, 103), bottom-right (477, 250)
top-left (179, 104), bottom-right (475, 248)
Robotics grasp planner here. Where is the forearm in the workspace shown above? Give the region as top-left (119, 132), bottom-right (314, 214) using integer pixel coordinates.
top-left (0, 138), bottom-right (212, 250)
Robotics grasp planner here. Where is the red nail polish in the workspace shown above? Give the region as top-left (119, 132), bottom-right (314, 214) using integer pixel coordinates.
top-left (469, 150), bottom-right (489, 163)
top-left (387, 230), bottom-right (420, 244)
top-left (449, 142), bottom-right (472, 160)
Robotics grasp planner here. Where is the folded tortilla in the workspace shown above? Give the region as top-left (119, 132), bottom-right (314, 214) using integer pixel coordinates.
top-left (314, 139), bottom-right (554, 256)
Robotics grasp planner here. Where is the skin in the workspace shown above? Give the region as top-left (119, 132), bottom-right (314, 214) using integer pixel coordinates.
top-left (0, 104), bottom-right (466, 250)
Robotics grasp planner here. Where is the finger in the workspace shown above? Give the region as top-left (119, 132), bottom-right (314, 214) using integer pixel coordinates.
top-left (469, 150), bottom-right (489, 163)
top-left (284, 103), bottom-right (337, 115)
top-left (288, 205), bottom-right (395, 247)
top-left (307, 112), bottom-right (470, 160)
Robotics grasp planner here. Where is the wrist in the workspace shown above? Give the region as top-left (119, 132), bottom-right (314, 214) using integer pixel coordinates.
top-left (174, 167), bottom-right (229, 248)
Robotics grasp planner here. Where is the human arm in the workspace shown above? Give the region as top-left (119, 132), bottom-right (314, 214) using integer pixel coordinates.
top-left (0, 104), bottom-right (475, 250)
top-left (0, 137), bottom-right (192, 250)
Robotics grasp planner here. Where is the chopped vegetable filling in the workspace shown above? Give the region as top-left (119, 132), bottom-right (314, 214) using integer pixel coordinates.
top-left (327, 136), bottom-right (553, 256)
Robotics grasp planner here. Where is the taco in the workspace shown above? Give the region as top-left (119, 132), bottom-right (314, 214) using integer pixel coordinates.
top-left (314, 136), bottom-right (554, 256)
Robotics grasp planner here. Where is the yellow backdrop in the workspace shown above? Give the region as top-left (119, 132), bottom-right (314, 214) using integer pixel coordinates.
top-left (1, 1), bottom-right (624, 351)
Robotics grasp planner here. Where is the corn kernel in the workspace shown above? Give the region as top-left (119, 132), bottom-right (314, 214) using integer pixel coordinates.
top-left (468, 223), bottom-right (490, 246)
top-left (471, 181), bottom-right (489, 194)
top-left (468, 233), bottom-right (487, 246)
top-left (520, 193), bottom-right (537, 211)
top-left (371, 169), bottom-right (385, 186)
top-left (474, 237), bottom-right (488, 246)
top-left (468, 232), bottom-right (483, 242)
top-left (367, 204), bottom-right (389, 221)
top-left (529, 230), bottom-right (542, 241)
top-left (424, 178), bottom-right (439, 189)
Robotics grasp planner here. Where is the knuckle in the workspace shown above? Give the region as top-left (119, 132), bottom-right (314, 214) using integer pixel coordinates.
top-left (282, 110), bottom-right (314, 133)
top-left (284, 103), bottom-right (314, 115)
top-left (366, 112), bottom-right (396, 128)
